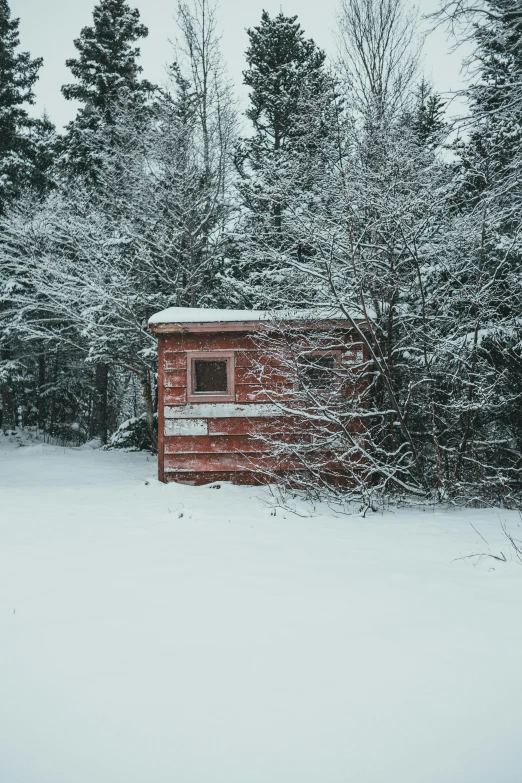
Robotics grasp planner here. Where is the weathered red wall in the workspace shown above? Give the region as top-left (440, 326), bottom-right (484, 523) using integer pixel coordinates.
top-left (157, 327), bottom-right (363, 485)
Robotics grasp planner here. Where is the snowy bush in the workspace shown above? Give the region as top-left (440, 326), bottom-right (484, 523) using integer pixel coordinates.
top-left (107, 413), bottom-right (156, 452)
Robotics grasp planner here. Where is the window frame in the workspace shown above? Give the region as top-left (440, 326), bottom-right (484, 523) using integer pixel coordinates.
top-left (186, 350), bottom-right (235, 403)
top-left (297, 350), bottom-right (342, 392)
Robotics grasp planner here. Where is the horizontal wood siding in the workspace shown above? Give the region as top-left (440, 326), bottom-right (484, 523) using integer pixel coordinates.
top-left (164, 388), bottom-right (187, 405)
top-left (164, 453), bottom-right (302, 473)
top-left (235, 350), bottom-right (285, 368)
top-left (235, 384), bottom-right (294, 403)
top-left (164, 352), bottom-right (187, 369)
top-left (164, 370), bottom-right (187, 387)
top-left (207, 416), bottom-right (298, 435)
top-left (164, 433), bottom-right (308, 454)
top-left (164, 435), bottom-right (271, 454)
top-left (157, 327), bottom-right (365, 485)
top-left (158, 333), bottom-right (165, 482)
top-left (235, 366), bottom-right (290, 384)
top-left (164, 470), bottom-right (287, 486)
top-left (163, 333), bottom-right (257, 352)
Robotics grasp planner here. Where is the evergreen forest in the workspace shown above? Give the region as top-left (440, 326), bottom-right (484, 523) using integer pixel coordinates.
top-left (1, 0), bottom-right (521, 505)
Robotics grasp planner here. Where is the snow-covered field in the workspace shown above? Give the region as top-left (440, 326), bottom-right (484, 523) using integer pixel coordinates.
top-left (1, 433), bottom-right (522, 783)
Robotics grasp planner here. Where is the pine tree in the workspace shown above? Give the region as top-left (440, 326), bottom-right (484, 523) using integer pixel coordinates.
top-left (452, 0), bottom-right (522, 489)
top-left (61, 0), bottom-right (154, 181)
top-left (233, 12), bottom-right (339, 303)
top-left (457, 0), bottom-right (521, 209)
top-left (27, 113), bottom-right (57, 197)
top-left (57, 0), bottom-right (156, 443)
top-left (62, 0), bottom-right (153, 114)
top-left (416, 0), bottom-right (522, 500)
top-left (0, 0), bottom-right (44, 432)
top-left (411, 80), bottom-right (446, 148)
top-left (0, 0), bottom-right (43, 215)
top-left (243, 11), bottom-right (329, 155)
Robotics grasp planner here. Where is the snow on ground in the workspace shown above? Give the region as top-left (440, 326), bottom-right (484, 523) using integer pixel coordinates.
top-left (1, 432), bottom-right (522, 783)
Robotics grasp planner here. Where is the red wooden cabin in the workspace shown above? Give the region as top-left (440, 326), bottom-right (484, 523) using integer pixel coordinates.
top-left (149, 307), bottom-right (366, 485)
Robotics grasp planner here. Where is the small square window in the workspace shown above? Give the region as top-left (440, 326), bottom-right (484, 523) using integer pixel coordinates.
top-left (186, 351), bottom-right (235, 403)
top-left (299, 354), bottom-right (336, 390)
top-left (194, 360), bottom-right (228, 393)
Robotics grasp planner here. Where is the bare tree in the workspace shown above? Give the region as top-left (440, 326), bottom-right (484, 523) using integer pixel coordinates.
top-left (337, 0), bottom-right (422, 119)
top-left (173, 0), bottom-right (237, 304)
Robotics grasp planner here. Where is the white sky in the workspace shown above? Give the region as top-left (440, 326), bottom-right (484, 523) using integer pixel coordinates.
top-left (13, 0), bottom-right (469, 130)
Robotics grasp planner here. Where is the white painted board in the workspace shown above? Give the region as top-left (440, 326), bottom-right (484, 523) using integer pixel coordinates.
top-left (164, 419), bottom-right (209, 436)
top-left (164, 403), bottom-right (281, 419)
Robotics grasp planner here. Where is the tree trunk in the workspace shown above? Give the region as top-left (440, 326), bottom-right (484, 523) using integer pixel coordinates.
top-left (91, 363), bottom-right (109, 444)
top-left (1, 385), bottom-right (15, 432)
top-left (141, 372), bottom-right (157, 452)
top-left (37, 353), bottom-right (46, 431)
top-left (1, 348), bottom-right (16, 433)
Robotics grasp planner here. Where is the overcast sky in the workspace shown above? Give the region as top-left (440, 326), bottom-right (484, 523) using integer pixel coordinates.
top-left (14, 0), bottom-right (468, 129)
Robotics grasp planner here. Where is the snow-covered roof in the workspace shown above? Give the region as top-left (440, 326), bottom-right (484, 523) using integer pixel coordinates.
top-left (148, 306), bottom-right (363, 326)
top-left (149, 307), bottom-right (269, 325)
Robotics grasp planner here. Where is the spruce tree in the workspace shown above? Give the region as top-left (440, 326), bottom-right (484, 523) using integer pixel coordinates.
top-left (63, 0), bottom-right (153, 114)
top-left (411, 80), bottom-right (446, 148)
top-left (28, 113), bottom-right (57, 197)
top-left (455, 0), bottom-right (522, 313)
top-left (61, 0), bottom-right (154, 181)
top-left (234, 12), bottom-right (337, 303)
top-left (0, 0), bottom-right (44, 432)
top-left (457, 0), bottom-right (522, 212)
top-left (0, 0), bottom-right (42, 215)
top-left (443, 0), bottom-right (522, 490)
top-left (243, 11), bottom-right (329, 155)
top-left (59, 0), bottom-right (155, 443)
